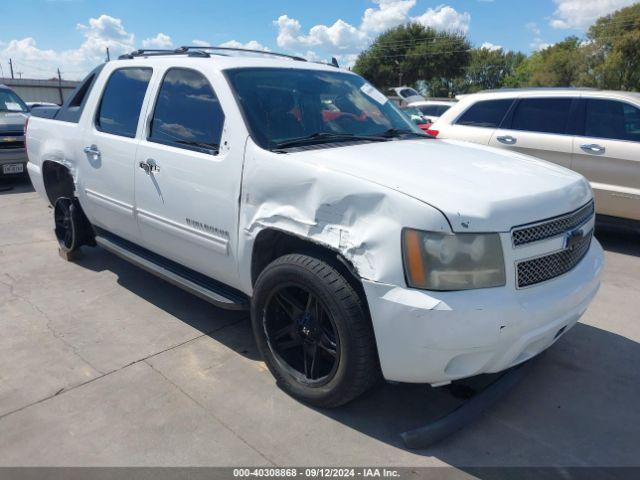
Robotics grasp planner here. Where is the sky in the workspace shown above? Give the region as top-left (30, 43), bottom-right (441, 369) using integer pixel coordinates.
top-left (0, 0), bottom-right (637, 80)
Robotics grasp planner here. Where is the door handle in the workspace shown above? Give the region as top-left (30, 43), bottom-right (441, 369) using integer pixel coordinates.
top-left (580, 143), bottom-right (605, 155)
top-left (496, 135), bottom-right (517, 145)
top-left (138, 159), bottom-right (160, 174)
top-left (83, 144), bottom-right (101, 157)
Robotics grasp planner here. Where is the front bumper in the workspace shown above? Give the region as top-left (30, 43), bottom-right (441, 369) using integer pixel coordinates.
top-left (363, 239), bottom-right (604, 384)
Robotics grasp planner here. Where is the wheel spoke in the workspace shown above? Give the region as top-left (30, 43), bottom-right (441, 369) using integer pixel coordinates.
top-left (318, 333), bottom-right (337, 358)
top-left (273, 323), bottom-right (295, 341)
top-left (303, 343), bottom-right (318, 379)
top-left (274, 291), bottom-right (304, 320)
top-left (277, 337), bottom-right (303, 351)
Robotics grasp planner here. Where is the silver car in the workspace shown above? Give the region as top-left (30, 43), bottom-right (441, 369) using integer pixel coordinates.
top-left (0, 85), bottom-right (29, 177)
top-left (431, 88), bottom-right (640, 224)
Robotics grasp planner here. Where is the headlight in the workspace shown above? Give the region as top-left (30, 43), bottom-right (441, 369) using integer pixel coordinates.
top-left (402, 229), bottom-right (506, 291)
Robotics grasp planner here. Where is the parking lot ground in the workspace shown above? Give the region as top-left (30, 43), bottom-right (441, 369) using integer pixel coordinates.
top-left (0, 177), bottom-right (639, 469)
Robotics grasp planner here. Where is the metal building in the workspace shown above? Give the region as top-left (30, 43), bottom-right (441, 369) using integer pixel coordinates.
top-left (0, 77), bottom-right (81, 105)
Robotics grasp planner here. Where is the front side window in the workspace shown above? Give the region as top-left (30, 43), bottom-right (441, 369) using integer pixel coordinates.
top-left (510, 98), bottom-right (573, 135)
top-left (584, 99), bottom-right (640, 142)
top-left (456, 99), bottom-right (513, 128)
top-left (225, 68), bottom-right (421, 150)
top-left (149, 68), bottom-right (224, 154)
top-left (96, 67), bottom-right (152, 138)
top-left (0, 89), bottom-right (28, 113)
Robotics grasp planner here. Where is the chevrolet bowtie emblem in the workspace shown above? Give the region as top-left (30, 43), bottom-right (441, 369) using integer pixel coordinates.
top-left (1, 136), bottom-right (18, 142)
top-left (565, 227), bottom-right (584, 250)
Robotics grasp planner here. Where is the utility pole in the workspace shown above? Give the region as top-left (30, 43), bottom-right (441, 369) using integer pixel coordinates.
top-left (106, 47), bottom-right (110, 62)
top-left (17, 72), bottom-right (23, 79)
top-left (57, 68), bottom-right (64, 105)
top-left (9, 58), bottom-right (14, 79)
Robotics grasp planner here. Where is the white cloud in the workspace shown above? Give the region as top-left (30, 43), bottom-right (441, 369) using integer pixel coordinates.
top-left (1, 14), bottom-right (135, 79)
top-left (526, 22), bottom-right (551, 51)
top-left (274, 2), bottom-right (470, 56)
top-left (142, 32), bottom-right (172, 49)
top-left (480, 42), bottom-right (502, 51)
top-left (412, 5), bottom-right (470, 34)
top-left (550, 0), bottom-right (636, 30)
top-left (219, 40), bottom-right (270, 51)
top-left (361, 0), bottom-right (416, 34)
top-left (274, 15), bottom-right (368, 51)
top-left (191, 39), bottom-right (211, 47)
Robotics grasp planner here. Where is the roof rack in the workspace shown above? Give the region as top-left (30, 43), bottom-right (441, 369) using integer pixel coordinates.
top-left (178, 46), bottom-right (307, 62)
top-left (119, 46), bottom-right (308, 62)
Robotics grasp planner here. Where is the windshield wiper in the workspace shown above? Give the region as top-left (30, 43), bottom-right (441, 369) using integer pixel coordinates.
top-left (272, 132), bottom-right (389, 150)
top-left (378, 128), bottom-right (428, 138)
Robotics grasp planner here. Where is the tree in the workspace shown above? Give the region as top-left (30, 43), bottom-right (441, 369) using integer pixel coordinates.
top-left (353, 24), bottom-right (470, 91)
top-left (586, 3), bottom-right (640, 90)
top-left (515, 37), bottom-right (586, 87)
top-left (465, 48), bottom-right (526, 92)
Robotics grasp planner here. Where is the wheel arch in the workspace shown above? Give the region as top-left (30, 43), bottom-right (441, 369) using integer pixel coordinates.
top-left (42, 160), bottom-right (75, 206)
top-left (250, 228), bottom-right (367, 304)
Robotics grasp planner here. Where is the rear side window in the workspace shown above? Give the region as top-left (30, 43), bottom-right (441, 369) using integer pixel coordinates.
top-left (399, 88), bottom-right (419, 98)
top-left (56, 65), bottom-right (104, 123)
top-left (456, 99), bottom-right (513, 128)
top-left (584, 99), bottom-right (640, 142)
top-left (510, 98), bottom-right (573, 135)
top-left (149, 68), bottom-right (224, 154)
top-left (96, 67), bottom-right (152, 138)
top-left (417, 104), bottom-right (451, 117)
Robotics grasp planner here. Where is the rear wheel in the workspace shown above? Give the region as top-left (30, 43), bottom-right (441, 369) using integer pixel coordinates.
top-left (251, 253), bottom-right (379, 407)
top-left (54, 197), bottom-right (93, 253)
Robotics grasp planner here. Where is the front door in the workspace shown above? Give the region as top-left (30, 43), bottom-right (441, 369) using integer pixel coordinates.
top-left (80, 67), bottom-right (153, 242)
top-left (134, 67), bottom-right (242, 286)
top-left (489, 97), bottom-right (575, 169)
top-left (572, 98), bottom-right (640, 221)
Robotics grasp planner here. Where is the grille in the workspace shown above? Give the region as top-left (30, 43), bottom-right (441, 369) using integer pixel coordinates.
top-left (0, 133), bottom-right (25, 150)
top-left (517, 229), bottom-right (593, 288)
top-left (512, 201), bottom-right (594, 246)
top-left (0, 140), bottom-right (25, 149)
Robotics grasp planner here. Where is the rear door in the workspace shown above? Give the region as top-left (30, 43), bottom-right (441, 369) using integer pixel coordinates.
top-left (80, 67), bottom-right (153, 242)
top-left (134, 67), bottom-right (243, 286)
top-left (571, 98), bottom-right (640, 221)
top-left (442, 98), bottom-right (514, 145)
top-left (489, 97), bottom-right (576, 169)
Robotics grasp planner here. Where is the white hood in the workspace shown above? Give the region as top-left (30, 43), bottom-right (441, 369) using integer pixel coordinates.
top-left (297, 139), bottom-right (592, 232)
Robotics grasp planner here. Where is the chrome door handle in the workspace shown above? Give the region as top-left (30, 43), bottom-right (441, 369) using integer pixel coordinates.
top-left (496, 135), bottom-right (517, 145)
top-left (138, 159), bottom-right (160, 174)
top-left (146, 158), bottom-right (160, 173)
top-left (138, 161), bottom-right (150, 173)
top-left (580, 144), bottom-right (605, 154)
top-left (83, 145), bottom-right (100, 157)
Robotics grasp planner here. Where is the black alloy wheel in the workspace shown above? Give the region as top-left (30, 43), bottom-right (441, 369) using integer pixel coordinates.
top-left (264, 284), bottom-right (340, 385)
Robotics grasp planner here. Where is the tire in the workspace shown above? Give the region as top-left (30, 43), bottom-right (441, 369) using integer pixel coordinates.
top-left (251, 253), bottom-right (379, 408)
top-left (54, 197), bottom-right (93, 253)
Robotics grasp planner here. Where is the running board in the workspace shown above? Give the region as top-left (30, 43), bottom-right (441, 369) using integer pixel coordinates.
top-left (94, 230), bottom-right (248, 310)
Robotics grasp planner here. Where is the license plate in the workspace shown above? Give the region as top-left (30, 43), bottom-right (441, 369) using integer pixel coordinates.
top-left (2, 163), bottom-right (24, 174)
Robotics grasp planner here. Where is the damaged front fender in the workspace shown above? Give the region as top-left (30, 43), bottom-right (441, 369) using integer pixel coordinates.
top-left (237, 140), bottom-right (451, 293)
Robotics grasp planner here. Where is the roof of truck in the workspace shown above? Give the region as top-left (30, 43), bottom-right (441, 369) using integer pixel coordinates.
top-left (112, 47), bottom-right (349, 74)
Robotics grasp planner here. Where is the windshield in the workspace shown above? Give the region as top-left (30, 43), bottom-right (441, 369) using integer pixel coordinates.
top-left (416, 104), bottom-right (452, 117)
top-left (0, 89), bottom-right (28, 113)
top-left (225, 67), bottom-right (422, 150)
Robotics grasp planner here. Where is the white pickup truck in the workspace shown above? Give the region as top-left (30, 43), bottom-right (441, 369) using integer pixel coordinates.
top-left (26, 47), bottom-right (603, 408)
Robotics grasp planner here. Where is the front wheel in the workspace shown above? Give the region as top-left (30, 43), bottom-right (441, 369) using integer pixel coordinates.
top-left (251, 254), bottom-right (379, 408)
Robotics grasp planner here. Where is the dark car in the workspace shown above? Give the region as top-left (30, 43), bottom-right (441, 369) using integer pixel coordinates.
top-left (0, 85), bottom-right (29, 176)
